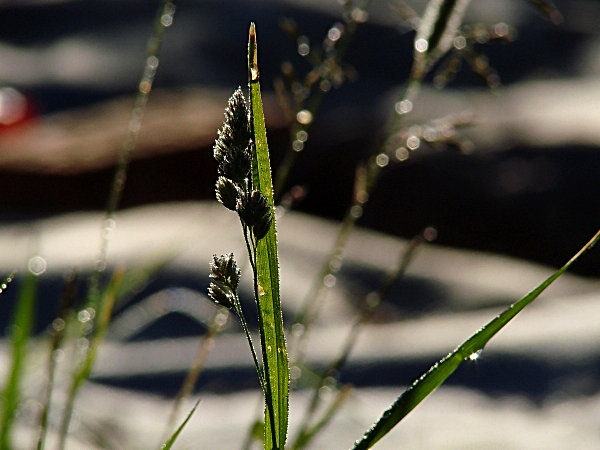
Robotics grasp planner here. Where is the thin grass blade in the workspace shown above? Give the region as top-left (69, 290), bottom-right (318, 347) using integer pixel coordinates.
top-left (248, 22), bottom-right (289, 450)
top-left (0, 270), bottom-right (38, 450)
top-left (353, 228), bottom-right (600, 449)
top-left (161, 400), bottom-right (200, 450)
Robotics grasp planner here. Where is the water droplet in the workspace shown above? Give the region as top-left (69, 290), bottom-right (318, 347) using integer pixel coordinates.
top-left (468, 349), bottom-right (483, 361)
top-left (415, 38), bottom-right (428, 53)
top-left (296, 130), bottom-right (308, 142)
top-left (296, 110), bottom-right (313, 125)
top-left (28, 256), bottom-right (47, 276)
top-left (394, 99), bottom-right (413, 115)
top-left (160, 3), bottom-right (175, 28)
top-left (267, 345), bottom-right (272, 352)
top-left (297, 36), bottom-right (310, 56)
top-left (453, 35), bottom-right (467, 50)
top-left (52, 318), bottom-right (66, 332)
top-left (350, 205), bottom-right (363, 218)
top-left (423, 226), bottom-right (438, 242)
top-left (494, 22), bottom-right (509, 38)
top-left (406, 135), bottom-right (420, 151)
top-left (318, 385), bottom-right (333, 401)
top-left (323, 274), bottom-right (336, 288)
top-left (375, 153), bottom-right (389, 168)
top-left (395, 147), bottom-right (409, 161)
top-left (139, 80), bottom-right (152, 94)
top-left (146, 55), bottom-right (159, 70)
top-left (319, 79), bottom-right (331, 92)
top-left (292, 140), bottom-right (304, 152)
top-left (328, 26), bottom-right (342, 42)
top-left (78, 307), bottom-right (95, 324)
top-left (350, 8), bottom-right (368, 23)
top-left (1, 284), bottom-right (6, 290)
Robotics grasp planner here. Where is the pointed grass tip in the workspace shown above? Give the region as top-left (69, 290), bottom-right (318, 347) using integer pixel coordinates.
top-left (249, 22), bottom-right (259, 81)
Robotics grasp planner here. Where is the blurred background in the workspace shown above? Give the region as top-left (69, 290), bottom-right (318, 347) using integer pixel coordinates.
top-left (0, 0), bottom-right (599, 448)
top-left (0, 0), bottom-right (598, 273)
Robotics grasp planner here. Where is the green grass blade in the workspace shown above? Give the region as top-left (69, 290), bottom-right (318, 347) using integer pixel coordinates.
top-left (353, 228), bottom-right (600, 449)
top-left (161, 400), bottom-right (200, 450)
top-left (248, 22), bottom-right (289, 450)
top-left (0, 270), bottom-right (38, 450)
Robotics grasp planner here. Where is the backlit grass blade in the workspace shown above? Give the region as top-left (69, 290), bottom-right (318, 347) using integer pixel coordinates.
top-left (0, 270), bottom-right (38, 450)
top-left (161, 400), bottom-right (200, 450)
top-left (353, 228), bottom-right (600, 449)
top-left (248, 23), bottom-right (289, 450)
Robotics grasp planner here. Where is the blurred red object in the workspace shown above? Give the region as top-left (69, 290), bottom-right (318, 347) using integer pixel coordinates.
top-left (0, 87), bottom-right (36, 134)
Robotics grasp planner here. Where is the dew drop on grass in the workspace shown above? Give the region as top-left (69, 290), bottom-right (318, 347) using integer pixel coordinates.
top-left (350, 205), bottom-right (363, 218)
top-left (395, 147), bottom-right (409, 161)
top-left (375, 153), bottom-right (389, 168)
top-left (395, 99), bottom-right (413, 115)
top-left (160, 2), bottom-right (175, 27)
top-left (296, 109), bottom-right (313, 125)
top-left (318, 385), bottom-right (333, 401)
top-left (52, 318), bottom-right (66, 332)
top-left (28, 255), bottom-right (47, 276)
top-left (406, 135), bottom-right (421, 151)
top-left (323, 274), bottom-right (336, 288)
top-left (467, 349), bottom-right (483, 361)
top-left (296, 130), bottom-right (308, 142)
top-left (292, 140), bottom-right (304, 152)
top-left (415, 38), bottom-right (428, 53)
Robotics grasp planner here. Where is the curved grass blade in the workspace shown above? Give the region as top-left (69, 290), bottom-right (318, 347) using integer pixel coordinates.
top-left (0, 270), bottom-right (37, 450)
top-left (161, 400), bottom-right (200, 450)
top-left (353, 228), bottom-right (600, 449)
top-left (248, 22), bottom-right (289, 450)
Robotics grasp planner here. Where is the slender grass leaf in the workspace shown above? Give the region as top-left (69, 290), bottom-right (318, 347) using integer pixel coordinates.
top-left (411, 0), bottom-right (471, 80)
top-left (353, 228), bottom-right (600, 449)
top-left (58, 270), bottom-right (123, 450)
top-left (248, 22), bottom-right (289, 450)
top-left (161, 400), bottom-right (200, 450)
top-left (0, 270), bottom-right (38, 450)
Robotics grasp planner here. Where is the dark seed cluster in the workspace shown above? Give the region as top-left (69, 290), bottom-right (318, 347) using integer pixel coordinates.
top-left (208, 253), bottom-right (241, 309)
top-left (213, 88), bottom-right (272, 241)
